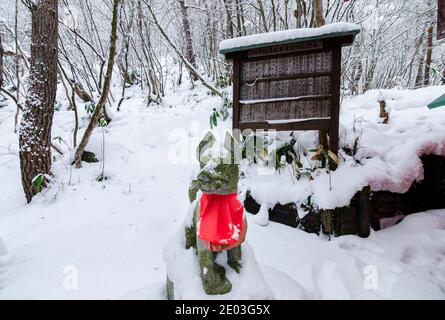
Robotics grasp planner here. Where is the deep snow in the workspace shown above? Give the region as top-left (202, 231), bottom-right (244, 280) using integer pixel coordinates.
top-left (0, 83), bottom-right (444, 299)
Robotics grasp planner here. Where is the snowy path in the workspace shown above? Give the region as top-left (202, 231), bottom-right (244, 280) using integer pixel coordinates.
top-left (0, 85), bottom-right (444, 299)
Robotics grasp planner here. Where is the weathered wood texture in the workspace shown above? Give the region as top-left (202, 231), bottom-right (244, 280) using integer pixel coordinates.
top-left (226, 35), bottom-right (356, 160)
top-left (240, 99), bottom-right (331, 122)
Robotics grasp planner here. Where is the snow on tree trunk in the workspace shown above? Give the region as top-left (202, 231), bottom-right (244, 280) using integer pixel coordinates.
top-left (179, 0), bottom-right (196, 68)
top-left (19, 0), bottom-right (58, 203)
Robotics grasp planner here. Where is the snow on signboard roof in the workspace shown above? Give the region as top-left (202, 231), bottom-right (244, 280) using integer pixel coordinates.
top-left (219, 22), bottom-right (361, 55)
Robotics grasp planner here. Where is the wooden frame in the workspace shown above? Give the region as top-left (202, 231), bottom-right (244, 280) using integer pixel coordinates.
top-left (222, 33), bottom-right (359, 165)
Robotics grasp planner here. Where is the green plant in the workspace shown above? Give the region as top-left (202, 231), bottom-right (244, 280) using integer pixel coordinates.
top-left (31, 173), bottom-right (51, 193)
top-left (309, 145), bottom-right (339, 169)
top-left (309, 145), bottom-right (339, 191)
top-left (84, 102), bottom-right (95, 115)
top-left (209, 109), bottom-right (219, 129)
top-left (275, 138), bottom-right (299, 169)
top-left (99, 116), bottom-right (108, 127)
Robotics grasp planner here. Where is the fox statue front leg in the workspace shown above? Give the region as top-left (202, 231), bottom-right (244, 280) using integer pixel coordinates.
top-left (195, 204), bottom-right (233, 295)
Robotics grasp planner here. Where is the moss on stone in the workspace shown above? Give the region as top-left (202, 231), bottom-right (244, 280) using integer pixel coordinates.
top-left (167, 276), bottom-right (174, 300)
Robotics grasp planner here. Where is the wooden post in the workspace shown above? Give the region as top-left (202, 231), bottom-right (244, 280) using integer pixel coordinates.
top-left (232, 58), bottom-right (241, 142)
top-left (329, 46), bottom-right (342, 170)
top-left (357, 187), bottom-right (371, 238)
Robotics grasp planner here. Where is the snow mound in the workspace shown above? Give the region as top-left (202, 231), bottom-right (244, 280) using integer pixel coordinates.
top-left (242, 86), bottom-right (445, 209)
top-left (0, 238), bottom-right (6, 256)
top-left (164, 230), bottom-right (273, 300)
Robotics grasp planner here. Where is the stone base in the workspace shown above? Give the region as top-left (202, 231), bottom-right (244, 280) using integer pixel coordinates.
top-left (164, 231), bottom-right (273, 300)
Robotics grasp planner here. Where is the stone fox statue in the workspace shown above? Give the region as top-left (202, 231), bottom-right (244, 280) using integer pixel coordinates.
top-left (184, 131), bottom-right (247, 296)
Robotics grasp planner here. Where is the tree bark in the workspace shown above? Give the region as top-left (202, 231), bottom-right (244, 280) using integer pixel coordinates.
top-left (222, 0), bottom-right (234, 38)
top-left (423, 25), bottom-right (433, 86)
top-left (256, 0), bottom-right (268, 32)
top-left (19, 0), bottom-right (58, 203)
top-left (146, 1), bottom-right (223, 98)
top-left (179, 0), bottom-right (196, 68)
top-left (74, 0), bottom-right (120, 168)
top-left (0, 32), bottom-right (3, 89)
top-left (314, 0), bottom-right (326, 27)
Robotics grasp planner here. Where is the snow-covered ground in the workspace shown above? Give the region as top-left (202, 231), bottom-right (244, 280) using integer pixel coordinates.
top-left (0, 83), bottom-right (444, 299)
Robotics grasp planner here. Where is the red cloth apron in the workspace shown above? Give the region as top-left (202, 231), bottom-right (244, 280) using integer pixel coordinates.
top-left (199, 194), bottom-right (244, 246)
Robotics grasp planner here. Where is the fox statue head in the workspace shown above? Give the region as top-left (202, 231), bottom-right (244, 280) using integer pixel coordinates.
top-left (195, 132), bottom-right (241, 195)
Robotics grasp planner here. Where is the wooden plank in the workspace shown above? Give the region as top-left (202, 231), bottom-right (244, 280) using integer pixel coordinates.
top-left (247, 40), bottom-right (324, 58)
top-left (240, 95), bottom-right (331, 105)
top-left (241, 77), bottom-right (332, 101)
top-left (242, 71), bottom-right (332, 85)
top-left (240, 99), bottom-right (331, 123)
top-left (328, 45), bottom-right (341, 170)
top-left (239, 47), bottom-right (333, 65)
top-left (241, 51), bottom-right (333, 81)
top-left (232, 58), bottom-right (241, 133)
top-left (239, 119), bottom-right (331, 131)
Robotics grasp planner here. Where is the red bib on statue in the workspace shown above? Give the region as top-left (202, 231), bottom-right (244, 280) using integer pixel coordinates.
top-left (199, 194), bottom-right (244, 246)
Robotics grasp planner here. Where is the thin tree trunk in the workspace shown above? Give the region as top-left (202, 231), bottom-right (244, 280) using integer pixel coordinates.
top-left (415, 44), bottom-right (425, 87)
top-left (14, 0), bottom-right (20, 133)
top-left (74, 0), bottom-right (120, 168)
top-left (19, 0), bottom-right (59, 203)
top-left (0, 32), bottom-right (3, 89)
top-left (270, 0), bottom-right (277, 31)
top-left (314, 0), bottom-right (326, 27)
top-left (222, 0), bottom-right (234, 37)
top-left (257, 0), bottom-right (268, 32)
top-left (179, 0), bottom-right (196, 68)
top-left (295, 0), bottom-right (303, 28)
top-left (423, 25), bottom-right (433, 86)
top-left (145, 1), bottom-right (223, 98)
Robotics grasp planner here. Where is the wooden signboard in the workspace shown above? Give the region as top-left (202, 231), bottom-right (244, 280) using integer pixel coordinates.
top-left (220, 26), bottom-right (360, 159)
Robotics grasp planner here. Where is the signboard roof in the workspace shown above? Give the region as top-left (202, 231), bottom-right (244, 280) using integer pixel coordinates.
top-left (219, 22), bottom-right (361, 55)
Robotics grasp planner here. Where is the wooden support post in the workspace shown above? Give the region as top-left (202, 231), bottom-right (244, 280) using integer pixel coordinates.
top-left (357, 186), bottom-right (371, 238)
top-left (329, 46), bottom-right (341, 170)
top-left (232, 58), bottom-right (241, 142)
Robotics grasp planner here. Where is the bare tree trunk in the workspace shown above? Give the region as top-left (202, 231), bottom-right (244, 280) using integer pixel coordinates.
top-left (415, 44), bottom-right (425, 87)
top-left (257, 0), bottom-right (268, 32)
top-left (19, 0), bottom-right (58, 203)
top-left (314, 0), bottom-right (326, 27)
top-left (74, 0), bottom-right (120, 168)
top-left (270, 0), bottom-right (277, 31)
top-left (423, 25), bottom-right (433, 86)
top-left (146, 1), bottom-right (223, 98)
top-left (0, 33), bottom-right (3, 89)
top-left (179, 0), bottom-right (196, 68)
top-left (294, 0), bottom-right (303, 28)
top-left (14, 0), bottom-right (20, 133)
top-left (222, 0), bottom-right (234, 37)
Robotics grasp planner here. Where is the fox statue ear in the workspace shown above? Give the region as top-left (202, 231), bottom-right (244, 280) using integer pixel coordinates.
top-left (197, 131), bottom-right (216, 166)
top-left (224, 132), bottom-right (241, 164)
